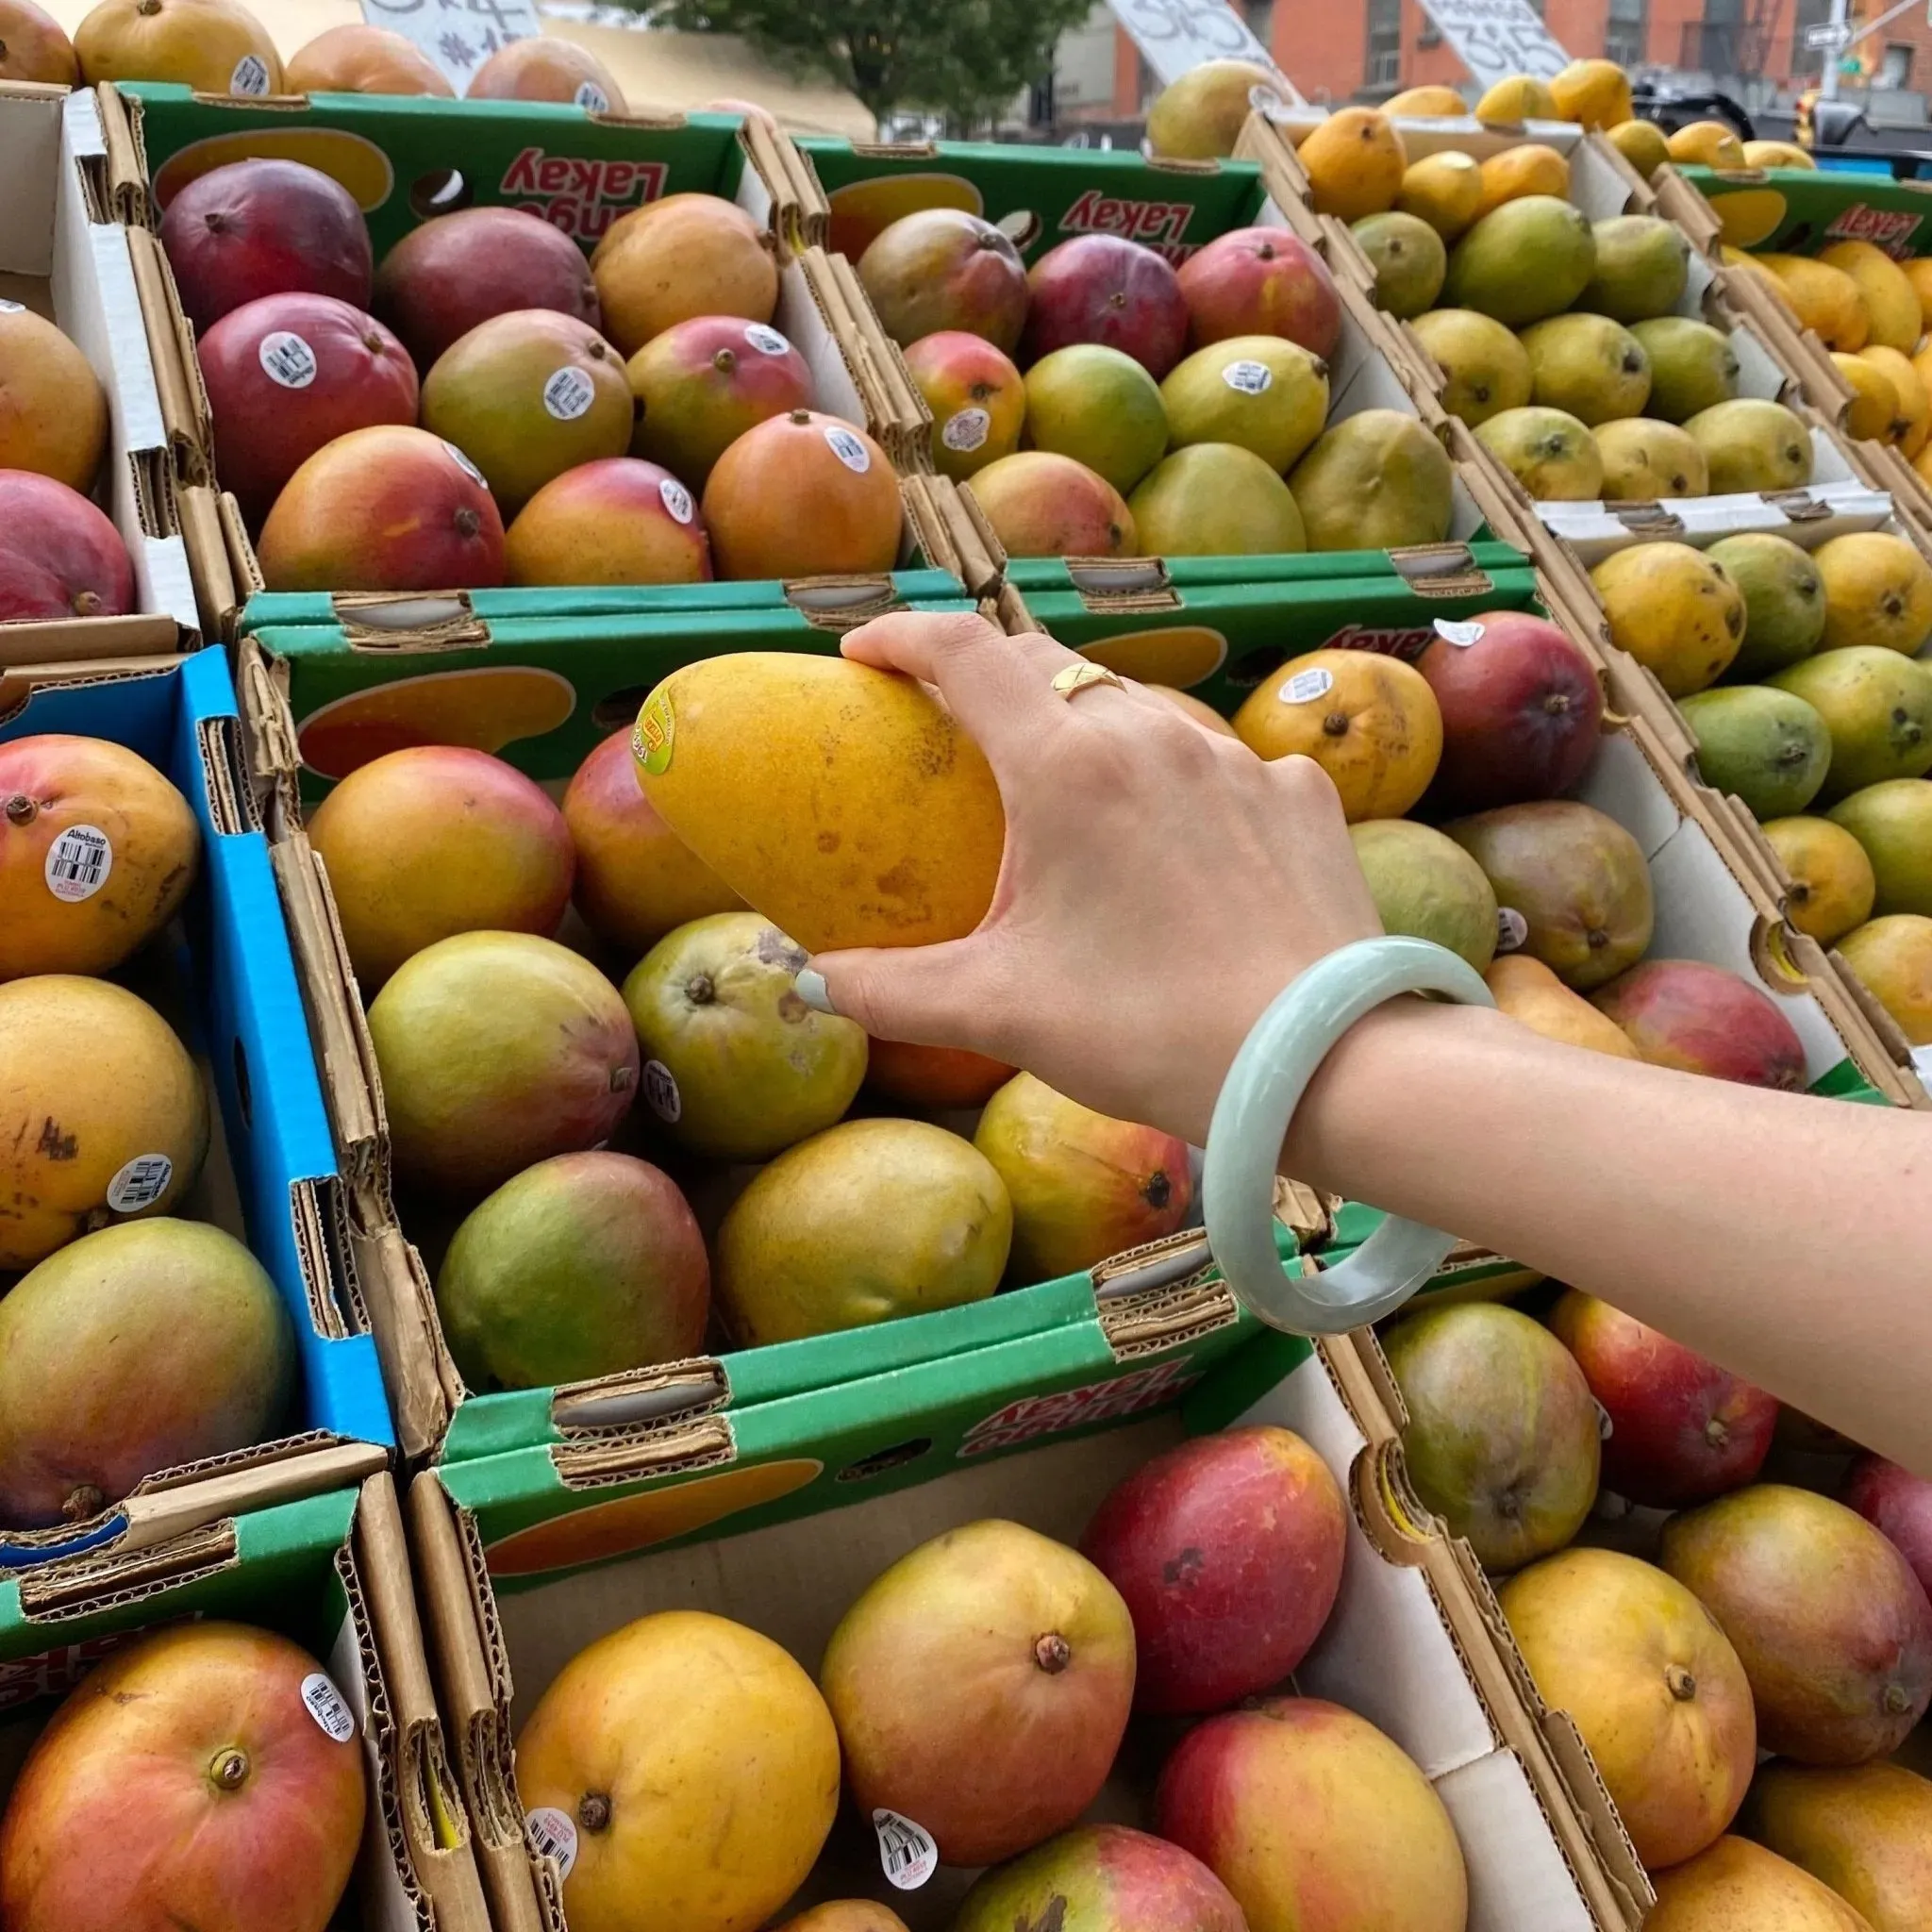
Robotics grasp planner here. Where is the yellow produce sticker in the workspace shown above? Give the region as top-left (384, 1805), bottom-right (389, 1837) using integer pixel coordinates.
top-left (634, 690), bottom-right (675, 775)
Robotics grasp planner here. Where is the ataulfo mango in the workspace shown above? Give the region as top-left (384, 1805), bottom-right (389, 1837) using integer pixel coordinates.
top-left (634, 653), bottom-right (1004, 953)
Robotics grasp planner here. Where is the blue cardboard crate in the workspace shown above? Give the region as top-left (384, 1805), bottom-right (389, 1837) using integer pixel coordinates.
top-left (0, 646), bottom-right (393, 1569)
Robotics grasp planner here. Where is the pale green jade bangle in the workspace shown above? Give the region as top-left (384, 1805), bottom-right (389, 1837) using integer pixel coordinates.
top-left (1203, 935), bottom-right (1497, 1336)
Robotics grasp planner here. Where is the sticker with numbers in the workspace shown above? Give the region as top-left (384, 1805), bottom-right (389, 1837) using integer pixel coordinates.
top-left (642, 1059), bottom-right (682, 1123)
top-left (300, 1673), bottom-right (357, 1742)
top-left (743, 323), bottom-right (791, 357)
top-left (824, 425), bottom-right (871, 473)
top-left (107, 1155), bottom-right (174, 1213)
top-left (1222, 358), bottom-right (1274, 395)
top-left (543, 366), bottom-right (597, 421)
top-left (525, 1807), bottom-right (579, 1880)
top-left (574, 79), bottom-right (609, 111)
top-left (44, 824), bottom-right (111, 902)
top-left (442, 441), bottom-right (487, 488)
top-left (1279, 667), bottom-right (1334, 705)
top-left (258, 331), bottom-right (318, 390)
top-left (230, 52), bottom-right (272, 93)
top-left (1433, 618), bottom-right (1485, 648)
top-left (1496, 907), bottom-right (1529, 953)
top-left (659, 476), bottom-right (695, 525)
top-left (873, 1808), bottom-right (939, 1890)
top-left (635, 689), bottom-right (675, 775)
top-left (941, 408), bottom-right (991, 453)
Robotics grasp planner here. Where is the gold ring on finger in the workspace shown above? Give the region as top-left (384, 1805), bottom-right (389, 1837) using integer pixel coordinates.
top-left (1050, 661), bottom-right (1128, 703)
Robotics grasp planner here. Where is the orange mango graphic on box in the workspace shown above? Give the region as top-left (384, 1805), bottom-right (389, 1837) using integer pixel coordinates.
top-left (296, 665), bottom-right (575, 779)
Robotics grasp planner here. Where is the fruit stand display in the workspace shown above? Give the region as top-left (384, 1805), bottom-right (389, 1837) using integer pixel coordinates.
top-left (1244, 105), bottom-right (1888, 524)
top-left (0, 1470), bottom-right (493, 1929)
top-left (0, 83), bottom-right (200, 648)
top-left (0, 643), bottom-right (400, 1577)
top-left (1006, 545), bottom-right (1925, 1118)
top-left (226, 591), bottom-right (1344, 1471)
top-left (98, 81), bottom-right (992, 641)
top-left (408, 1333), bottom-right (1645, 1932)
top-left (794, 132), bottom-right (1538, 575)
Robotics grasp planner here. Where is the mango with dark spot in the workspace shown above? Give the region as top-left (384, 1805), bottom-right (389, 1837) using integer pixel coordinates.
top-left (956, 1824), bottom-right (1245, 1932)
top-left (1081, 1425), bottom-right (1347, 1714)
top-left (0, 975), bottom-right (208, 1271)
top-left (634, 652), bottom-right (1004, 953)
top-left (1382, 1301), bottom-right (1600, 1572)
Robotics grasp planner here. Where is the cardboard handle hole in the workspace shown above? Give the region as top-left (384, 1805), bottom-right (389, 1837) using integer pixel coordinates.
top-left (997, 209), bottom-right (1041, 250)
top-left (1227, 642), bottom-right (1290, 690)
top-left (835, 1437), bottom-right (933, 1482)
top-left (408, 170), bottom-right (472, 220)
top-left (591, 686), bottom-right (652, 732)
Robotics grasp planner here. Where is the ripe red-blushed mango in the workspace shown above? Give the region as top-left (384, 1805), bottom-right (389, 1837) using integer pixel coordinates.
top-left (284, 22), bottom-right (452, 92)
top-left (466, 33), bottom-right (625, 110)
top-left (859, 208), bottom-right (1030, 354)
top-left (0, 472), bottom-right (134, 624)
top-left (702, 410), bottom-right (902, 579)
top-left (0, 306), bottom-right (107, 491)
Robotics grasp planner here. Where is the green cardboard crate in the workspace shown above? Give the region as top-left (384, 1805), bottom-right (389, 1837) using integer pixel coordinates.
top-left (1681, 163), bottom-right (1932, 259)
top-left (0, 1468), bottom-right (488, 1929)
top-left (797, 133), bottom-right (1529, 566)
top-left (114, 83), bottom-right (970, 631)
top-left (408, 1332), bottom-right (1640, 1930)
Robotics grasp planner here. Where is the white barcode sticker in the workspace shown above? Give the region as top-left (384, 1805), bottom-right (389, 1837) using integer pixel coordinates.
top-left (0, 299), bottom-right (25, 312)
top-left (574, 79), bottom-right (609, 111)
top-left (44, 824), bottom-right (111, 902)
top-left (526, 1807), bottom-right (579, 1880)
top-left (230, 52), bottom-right (271, 93)
top-left (441, 441), bottom-right (487, 488)
top-left (258, 330), bottom-right (318, 390)
top-left (107, 1154), bottom-right (174, 1213)
top-left (941, 408), bottom-right (991, 453)
top-left (1433, 619), bottom-right (1485, 648)
top-left (300, 1673), bottom-right (357, 1742)
top-left (873, 1808), bottom-right (939, 1890)
top-left (1223, 358), bottom-right (1274, 395)
top-left (824, 425), bottom-right (872, 473)
top-left (1496, 907), bottom-right (1529, 953)
top-left (544, 366), bottom-right (597, 421)
top-left (1594, 1399), bottom-right (1615, 1441)
top-left (1280, 667), bottom-right (1334, 705)
top-left (642, 1059), bottom-right (681, 1123)
top-left (658, 476), bottom-right (695, 525)
top-left (743, 323), bottom-right (791, 357)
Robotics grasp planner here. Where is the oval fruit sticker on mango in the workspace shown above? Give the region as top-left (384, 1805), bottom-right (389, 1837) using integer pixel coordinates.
top-left (634, 689), bottom-right (675, 776)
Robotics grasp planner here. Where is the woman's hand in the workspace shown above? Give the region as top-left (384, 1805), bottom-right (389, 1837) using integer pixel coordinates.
top-left (799, 608), bottom-right (1384, 1144)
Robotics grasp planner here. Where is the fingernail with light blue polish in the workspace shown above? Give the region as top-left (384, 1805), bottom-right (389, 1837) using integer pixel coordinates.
top-left (794, 968), bottom-right (837, 1014)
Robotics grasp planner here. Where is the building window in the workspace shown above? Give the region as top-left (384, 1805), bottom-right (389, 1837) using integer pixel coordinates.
top-left (1244, 0), bottom-right (1274, 49)
top-left (1878, 42), bottom-right (1913, 86)
top-left (1606, 0), bottom-right (1646, 68)
top-left (1366, 0), bottom-right (1401, 87)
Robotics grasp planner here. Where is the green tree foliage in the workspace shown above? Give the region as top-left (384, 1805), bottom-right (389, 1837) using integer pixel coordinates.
top-left (646, 0), bottom-right (1101, 125)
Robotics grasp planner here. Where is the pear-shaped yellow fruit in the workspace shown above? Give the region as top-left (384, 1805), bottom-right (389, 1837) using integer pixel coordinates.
top-left (634, 652), bottom-right (1004, 953)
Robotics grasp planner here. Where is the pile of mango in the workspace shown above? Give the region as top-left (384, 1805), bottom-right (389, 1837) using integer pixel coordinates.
top-left (1290, 101), bottom-right (1817, 507)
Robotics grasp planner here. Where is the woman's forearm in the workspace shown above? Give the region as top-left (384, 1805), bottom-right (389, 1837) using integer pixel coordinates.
top-left (1290, 1004), bottom-right (1930, 1470)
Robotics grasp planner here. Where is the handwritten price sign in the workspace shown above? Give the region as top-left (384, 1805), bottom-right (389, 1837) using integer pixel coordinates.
top-left (359, 0), bottom-right (543, 91)
top-left (1106, 0), bottom-right (1294, 93)
top-left (1413, 0), bottom-right (1569, 89)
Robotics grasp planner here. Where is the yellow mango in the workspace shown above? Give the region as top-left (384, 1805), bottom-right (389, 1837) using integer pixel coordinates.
top-left (1485, 954), bottom-right (1641, 1058)
top-left (1761, 253), bottom-right (1870, 350)
top-left (633, 652), bottom-right (1004, 953)
top-left (1474, 73), bottom-right (1557, 122)
top-left (1833, 352), bottom-right (1901, 441)
top-left (1473, 142), bottom-right (1570, 219)
top-left (1382, 83), bottom-right (1467, 116)
top-left (1607, 118), bottom-right (1671, 177)
top-left (1668, 120), bottom-right (1748, 168)
top-left (1742, 139), bottom-right (1816, 169)
top-left (1820, 239), bottom-right (1923, 351)
top-left (1297, 107), bottom-right (1407, 221)
top-left (1550, 58), bottom-right (1633, 128)
top-left (1860, 344), bottom-right (1930, 456)
top-left (1397, 149), bottom-right (1485, 242)
top-left (1902, 256), bottom-right (1932, 331)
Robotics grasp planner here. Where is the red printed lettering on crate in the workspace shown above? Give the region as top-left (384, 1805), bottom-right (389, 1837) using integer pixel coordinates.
top-left (1059, 189), bottom-right (1198, 262)
top-left (0, 1628), bottom-right (159, 1714)
top-left (1318, 623), bottom-right (1437, 662)
top-left (499, 150), bottom-right (668, 241)
top-left (1822, 204), bottom-right (1924, 258)
top-left (958, 1357), bottom-right (1201, 1457)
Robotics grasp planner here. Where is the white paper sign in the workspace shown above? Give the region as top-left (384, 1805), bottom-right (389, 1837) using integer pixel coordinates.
top-left (358, 0), bottom-right (543, 92)
top-left (1106, 0), bottom-right (1298, 97)
top-left (1410, 0), bottom-right (1569, 89)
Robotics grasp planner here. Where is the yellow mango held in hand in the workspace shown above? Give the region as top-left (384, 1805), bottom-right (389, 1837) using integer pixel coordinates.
top-left (634, 652), bottom-right (1004, 953)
